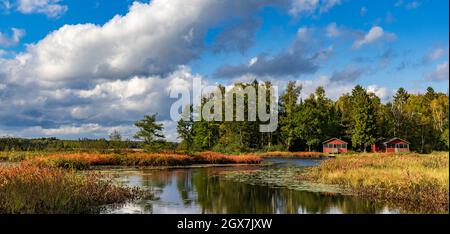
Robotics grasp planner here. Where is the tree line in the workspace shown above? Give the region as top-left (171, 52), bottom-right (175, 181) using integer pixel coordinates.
top-left (173, 80), bottom-right (448, 153)
top-left (0, 137), bottom-right (144, 152)
top-left (1, 81), bottom-right (448, 153)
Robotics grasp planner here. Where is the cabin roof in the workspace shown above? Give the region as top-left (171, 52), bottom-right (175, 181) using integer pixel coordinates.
top-left (375, 137), bottom-right (410, 145)
top-left (384, 137), bottom-right (410, 144)
top-left (322, 138), bottom-right (347, 144)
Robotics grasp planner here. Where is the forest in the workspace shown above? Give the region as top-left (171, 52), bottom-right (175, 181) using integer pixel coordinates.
top-left (176, 81), bottom-right (449, 153)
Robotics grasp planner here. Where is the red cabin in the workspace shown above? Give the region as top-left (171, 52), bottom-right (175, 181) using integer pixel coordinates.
top-left (323, 138), bottom-right (348, 154)
top-left (371, 138), bottom-right (410, 153)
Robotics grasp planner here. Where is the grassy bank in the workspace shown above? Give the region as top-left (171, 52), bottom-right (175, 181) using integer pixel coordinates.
top-left (21, 151), bottom-right (262, 169)
top-left (0, 165), bottom-right (141, 213)
top-left (302, 152), bottom-right (449, 213)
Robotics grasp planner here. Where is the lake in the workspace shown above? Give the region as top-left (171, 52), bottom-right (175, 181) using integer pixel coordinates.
top-left (100, 158), bottom-right (399, 214)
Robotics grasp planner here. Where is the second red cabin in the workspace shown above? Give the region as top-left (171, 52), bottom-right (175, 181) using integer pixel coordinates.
top-left (323, 138), bottom-right (348, 154)
top-left (371, 138), bottom-right (410, 153)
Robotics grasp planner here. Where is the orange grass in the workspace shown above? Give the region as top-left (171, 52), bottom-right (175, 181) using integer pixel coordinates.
top-left (22, 151), bottom-right (262, 169)
top-left (193, 151), bottom-right (262, 164)
top-left (302, 152), bottom-right (449, 213)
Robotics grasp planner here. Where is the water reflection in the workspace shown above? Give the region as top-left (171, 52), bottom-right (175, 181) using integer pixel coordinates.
top-left (102, 160), bottom-right (398, 214)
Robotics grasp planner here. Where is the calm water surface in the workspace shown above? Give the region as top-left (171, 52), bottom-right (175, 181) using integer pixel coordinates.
top-left (100, 158), bottom-right (399, 214)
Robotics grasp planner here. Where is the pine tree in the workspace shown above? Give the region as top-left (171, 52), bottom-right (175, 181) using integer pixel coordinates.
top-left (134, 114), bottom-right (165, 150)
top-left (279, 81), bottom-right (302, 150)
top-left (351, 85), bottom-right (377, 152)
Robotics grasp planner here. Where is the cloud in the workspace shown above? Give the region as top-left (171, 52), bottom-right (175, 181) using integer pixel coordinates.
top-left (353, 26), bottom-right (396, 49)
top-left (289, 0), bottom-right (341, 16)
top-left (215, 28), bottom-right (328, 78)
top-left (297, 75), bottom-right (354, 100)
top-left (0, 65), bottom-right (197, 141)
top-left (329, 66), bottom-right (368, 83)
top-left (211, 18), bottom-right (261, 54)
top-left (1, 0), bottom-right (287, 88)
top-left (367, 85), bottom-right (393, 102)
top-left (422, 46), bottom-right (448, 64)
top-left (319, 0), bottom-right (341, 13)
top-left (16, 0), bottom-right (68, 18)
top-left (405, 1), bottom-right (421, 9)
top-left (395, 0), bottom-right (421, 9)
top-left (296, 76), bottom-right (392, 102)
top-left (1, 0), bottom-right (11, 12)
top-left (325, 22), bottom-right (341, 38)
top-left (378, 48), bottom-right (397, 68)
top-left (215, 53), bottom-right (319, 78)
top-left (426, 61), bottom-right (449, 82)
top-left (0, 28), bottom-right (25, 47)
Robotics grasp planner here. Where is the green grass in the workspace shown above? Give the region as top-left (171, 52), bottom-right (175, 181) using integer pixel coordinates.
top-left (301, 152), bottom-right (449, 213)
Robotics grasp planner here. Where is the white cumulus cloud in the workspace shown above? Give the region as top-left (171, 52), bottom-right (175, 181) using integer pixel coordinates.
top-left (353, 26), bottom-right (396, 49)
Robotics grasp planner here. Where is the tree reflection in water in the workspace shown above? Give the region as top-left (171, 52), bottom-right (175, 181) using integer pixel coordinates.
top-left (103, 166), bottom-right (396, 214)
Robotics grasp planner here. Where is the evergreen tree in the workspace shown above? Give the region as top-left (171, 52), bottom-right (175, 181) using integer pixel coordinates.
top-left (134, 114), bottom-right (165, 150)
top-left (177, 106), bottom-right (194, 151)
top-left (279, 81), bottom-right (302, 150)
top-left (351, 85), bottom-right (377, 152)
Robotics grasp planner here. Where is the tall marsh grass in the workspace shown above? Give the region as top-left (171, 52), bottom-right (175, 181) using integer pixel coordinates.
top-left (302, 152), bottom-right (449, 213)
top-left (22, 152), bottom-right (262, 169)
top-left (0, 166), bottom-right (140, 213)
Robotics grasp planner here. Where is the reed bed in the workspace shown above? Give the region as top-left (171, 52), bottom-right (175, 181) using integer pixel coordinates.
top-left (0, 165), bottom-right (140, 214)
top-left (302, 152), bottom-right (449, 213)
top-left (259, 151), bottom-right (324, 158)
top-left (22, 152), bottom-right (262, 169)
top-left (193, 151), bottom-right (262, 164)
top-left (0, 151), bottom-right (67, 162)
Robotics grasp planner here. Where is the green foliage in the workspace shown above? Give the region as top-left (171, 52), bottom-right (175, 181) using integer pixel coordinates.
top-left (177, 106), bottom-right (195, 151)
top-left (279, 81), bottom-right (302, 150)
top-left (350, 85), bottom-right (377, 151)
top-left (0, 137), bottom-right (143, 152)
top-left (134, 114), bottom-right (166, 151)
top-left (442, 129), bottom-right (449, 149)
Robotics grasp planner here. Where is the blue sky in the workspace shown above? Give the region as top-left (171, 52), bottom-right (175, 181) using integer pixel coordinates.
top-left (0, 0), bottom-right (448, 140)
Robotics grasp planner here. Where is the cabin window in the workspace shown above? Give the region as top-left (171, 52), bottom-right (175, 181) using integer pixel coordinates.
top-left (325, 143), bottom-right (347, 148)
top-left (387, 143), bottom-right (395, 148)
